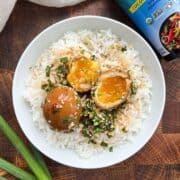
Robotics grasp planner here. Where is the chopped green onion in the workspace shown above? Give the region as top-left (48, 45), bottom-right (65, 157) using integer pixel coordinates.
top-left (93, 127), bottom-right (101, 134)
top-left (62, 80), bottom-right (68, 85)
top-left (56, 65), bottom-right (67, 74)
top-left (127, 70), bottom-right (132, 78)
top-left (63, 117), bottom-right (74, 123)
top-left (0, 177), bottom-right (8, 180)
top-left (91, 55), bottom-right (96, 60)
top-left (111, 109), bottom-right (117, 119)
top-left (88, 139), bottom-right (97, 144)
top-left (100, 141), bottom-right (108, 147)
top-left (52, 104), bottom-right (61, 113)
top-left (41, 79), bottom-right (55, 92)
top-left (81, 98), bottom-right (116, 142)
top-left (82, 128), bottom-right (92, 138)
top-left (45, 65), bottom-right (53, 77)
top-left (107, 132), bottom-right (113, 138)
top-left (60, 57), bottom-right (68, 64)
top-left (109, 146), bottom-right (113, 152)
top-left (121, 46), bottom-right (127, 52)
top-left (131, 82), bottom-right (137, 95)
top-left (120, 100), bottom-right (128, 109)
top-left (52, 107), bottom-right (61, 113)
top-left (41, 84), bottom-right (48, 90)
top-left (0, 158), bottom-right (36, 180)
top-left (122, 127), bottom-right (128, 133)
top-left (0, 116), bottom-right (50, 180)
top-left (82, 110), bottom-right (89, 117)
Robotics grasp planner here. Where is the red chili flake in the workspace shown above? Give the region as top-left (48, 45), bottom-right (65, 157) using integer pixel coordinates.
top-left (51, 103), bottom-right (61, 113)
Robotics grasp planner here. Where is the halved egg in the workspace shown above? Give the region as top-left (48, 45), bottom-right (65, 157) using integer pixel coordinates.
top-left (94, 70), bottom-right (131, 110)
top-left (67, 56), bottom-right (100, 92)
top-left (43, 86), bottom-right (82, 130)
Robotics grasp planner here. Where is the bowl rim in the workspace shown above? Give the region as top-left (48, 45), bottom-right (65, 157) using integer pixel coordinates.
top-left (12, 15), bottom-right (166, 169)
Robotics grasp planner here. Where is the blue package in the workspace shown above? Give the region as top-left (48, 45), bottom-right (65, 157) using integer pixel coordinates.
top-left (116, 0), bottom-right (180, 59)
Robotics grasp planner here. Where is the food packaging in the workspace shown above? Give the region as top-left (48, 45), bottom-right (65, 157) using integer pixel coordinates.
top-left (116, 0), bottom-right (180, 60)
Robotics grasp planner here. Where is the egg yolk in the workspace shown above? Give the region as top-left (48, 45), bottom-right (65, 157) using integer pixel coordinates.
top-left (96, 76), bottom-right (129, 104)
top-left (67, 56), bottom-right (99, 92)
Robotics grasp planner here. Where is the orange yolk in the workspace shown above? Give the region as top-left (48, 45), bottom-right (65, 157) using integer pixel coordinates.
top-left (96, 76), bottom-right (129, 104)
top-left (67, 56), bottom-right (99, 92)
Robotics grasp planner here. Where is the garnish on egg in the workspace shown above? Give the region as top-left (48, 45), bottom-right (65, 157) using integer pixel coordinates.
top-left (43, 86), bottom-right (82, 131)
top-left (67, 56), bottom-right (100, 92)
top-left (94, 70), bottom-right (131, 110)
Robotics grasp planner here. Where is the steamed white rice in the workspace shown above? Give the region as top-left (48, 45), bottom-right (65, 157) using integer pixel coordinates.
top-left (24, 29), bottom-right (152, 158)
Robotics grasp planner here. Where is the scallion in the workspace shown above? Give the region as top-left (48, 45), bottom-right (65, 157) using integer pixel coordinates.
top-left (45, 65), bottom-right (53, 77)
top-left (109, 146), bottom-right (113, 152)
top-left (60, 57), bottom-right (68, 64)
top-left (63, 117), bottom-right (74, 123)
top-left (131, 82), bottom-right (137, 95)
top-left (121, 46), bottom-right (127, 52)
top-left (0, 116), bottom-right (50, 180)
top-left (0, 158), bottom-right (36, 180)
top-left (100, 141), bottom-right (108, 147)
top-left (31, 147), bottom-right (52, 180)
top-left (0, 177), bottom-right (8, 180)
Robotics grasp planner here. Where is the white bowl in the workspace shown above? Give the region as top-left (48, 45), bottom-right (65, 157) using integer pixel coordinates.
top-left (12, 16), bottom-right (166, 169)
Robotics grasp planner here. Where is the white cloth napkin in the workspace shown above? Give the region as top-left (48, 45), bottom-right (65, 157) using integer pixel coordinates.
top-left (0, 0), bottom-right (86, 32)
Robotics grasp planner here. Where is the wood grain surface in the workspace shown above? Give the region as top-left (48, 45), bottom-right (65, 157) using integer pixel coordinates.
top-left (0, 0), bottom-right (179, 179)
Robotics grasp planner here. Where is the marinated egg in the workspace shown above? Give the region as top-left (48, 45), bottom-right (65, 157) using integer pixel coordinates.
top-left (94, 71), bottom-right (131, 110)
top-left (67, 56), bottom-right (100, 92)
top-left (43, 86), bottom-right (82, 130)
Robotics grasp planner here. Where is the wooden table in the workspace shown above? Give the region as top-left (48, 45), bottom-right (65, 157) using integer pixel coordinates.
top-left (0, 0), bottom-right (179, 179)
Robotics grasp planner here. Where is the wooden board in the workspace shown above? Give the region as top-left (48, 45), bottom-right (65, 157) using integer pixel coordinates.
top-left (0, 0), bottom-right (179, 179)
